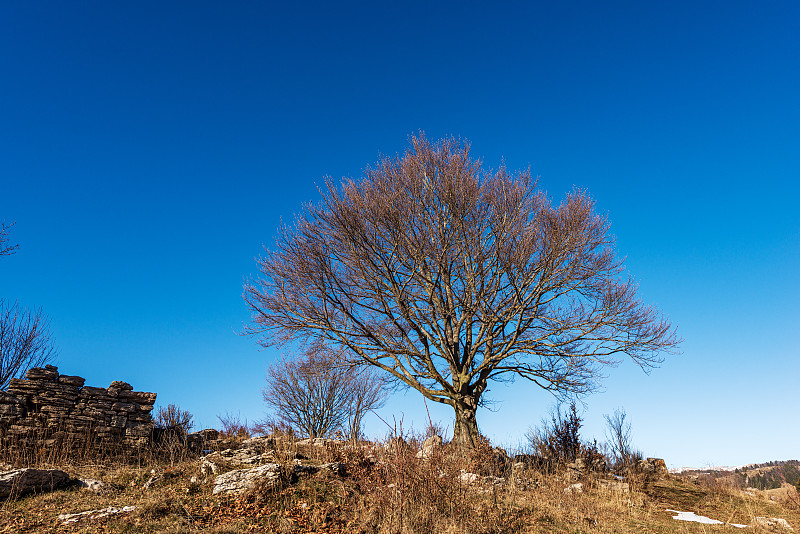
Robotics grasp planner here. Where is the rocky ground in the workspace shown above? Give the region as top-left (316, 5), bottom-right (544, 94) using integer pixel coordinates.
top-left (1, 433), bottom-right (798, 533)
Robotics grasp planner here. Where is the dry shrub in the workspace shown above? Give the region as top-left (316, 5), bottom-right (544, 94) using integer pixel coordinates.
top-left (328, 431), bottom-right (523, 534)
top-left (217, 412), bottom-right (252, 439)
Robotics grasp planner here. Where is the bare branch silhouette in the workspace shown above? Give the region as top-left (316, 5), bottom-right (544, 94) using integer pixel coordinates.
top-left (245, 134), bottom-right (680, 451)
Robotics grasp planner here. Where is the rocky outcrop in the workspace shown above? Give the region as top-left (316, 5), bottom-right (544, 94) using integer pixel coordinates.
top-left (636, 458), bottom-right (669, 479)
top-left (0, 366), bottom-right (156, 453)
top-left (0, 467), bottom-right (70, 498)
top-left (212, 463), bottom-right (283, 494)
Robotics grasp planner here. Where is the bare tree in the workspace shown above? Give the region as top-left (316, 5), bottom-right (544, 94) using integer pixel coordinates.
top-left (0, 222), bottom-right (18, 257)
top-left (345, 366), bottom-right (388, 442)
top-left (1, 222), bottom-right (57, 390)
top-left (244, 134), bottom-right (680, 451)
top-left (604, 407), bottom-right (638, 470)
top-left (0, 301), bottom-right (56, 390)
top-left (263, 345), bottom-right (385, 439)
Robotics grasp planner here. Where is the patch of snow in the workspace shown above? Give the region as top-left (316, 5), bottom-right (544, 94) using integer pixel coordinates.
top-left (666, 509), bottom-right (747, 529)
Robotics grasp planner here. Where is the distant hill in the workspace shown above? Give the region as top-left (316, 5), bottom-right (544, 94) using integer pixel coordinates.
top-left (672, 460), bottom-right (800, 491)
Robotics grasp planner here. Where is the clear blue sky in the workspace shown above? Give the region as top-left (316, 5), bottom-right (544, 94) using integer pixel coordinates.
top-left (1, 1), bottom-right (797, 469)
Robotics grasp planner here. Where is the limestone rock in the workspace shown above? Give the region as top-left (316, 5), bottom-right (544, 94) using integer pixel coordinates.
top-left (458, 471), bottom-right (480, 485)
top-left (416, 435), bottom-right (442, 459)
top-left (296, 437), bottom-right (329, 448)
top-left (25, 365), bottom-right (59, 381)
top-left (212, 463), bottom-right (283, 494)
top-left (0, 468), bottom-right (70, 498)
top-left (636, 458), bottom-right (669, 479)
top-left (59, 506), bottom-right (135, 525)
top-left (565, 482), bottom-right (583, 494)
top-left (0, 366), bottom-right (156, 454)
top-left (108, 381), bottom-right (133, 391)
top-left (754, 517), bottom-right (793, 530)
top-left (598, 478), bottom-right (630, 493)
top-left (58, 375), bottom-right (85, 387)
top-left (77, 478), bottom-right (113, 493)
top-left (292, 462), bottom-right (344, 477)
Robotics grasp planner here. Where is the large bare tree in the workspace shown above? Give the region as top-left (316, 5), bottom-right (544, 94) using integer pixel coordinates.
top-left (0, 222), bottom-right (57, 389)
top-left (244, 135), bottom-right (680, 450)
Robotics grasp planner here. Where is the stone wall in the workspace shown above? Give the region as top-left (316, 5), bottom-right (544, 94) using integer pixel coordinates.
top-left (0, 365), bottom-right (156, 453)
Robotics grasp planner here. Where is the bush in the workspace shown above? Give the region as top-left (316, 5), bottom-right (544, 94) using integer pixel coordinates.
top-left (155, 404), bottom-right (193, 434)
top-left (524, 401), bottom-right (607, 475)
top-left (217, 411), bottom-right (252, 438)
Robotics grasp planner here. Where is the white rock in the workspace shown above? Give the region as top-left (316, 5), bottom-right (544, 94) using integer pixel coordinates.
top-left (565, 482), bottom-right (583, 494)
top-left (458, 471), bottom-right (480, 485)
top-left (415, 435), bottom-right (442, 460)
top-left (212, 463), bottom-right (282, 494)
top-left (59, 506), bottom-right (135, 525)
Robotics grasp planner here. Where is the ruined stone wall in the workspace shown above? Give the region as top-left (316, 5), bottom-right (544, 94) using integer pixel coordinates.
top-left (0, 365), bottom-right (156, 452)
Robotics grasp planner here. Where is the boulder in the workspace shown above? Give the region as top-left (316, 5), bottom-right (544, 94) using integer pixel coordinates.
top-left (754, 517), bottom-right (793, 531)
top-left (597, 478), bottom-right (630, 493)
top-left (415, 435), bottom-right (442, 460)
top-left (636, 458), bottom-right (669, 479)
top-left (0, 468), bottom-right (70, 498)
top-left (458, 471), bottom-right (480, 485)
top-left (212, 463), bottom-right (283, 494)
top-left (566, 458), bottom-right (586, 481)
top-left (647, 458), bottom-right (669, 478)
top-left (77, 478), bottom-right (113, 493)
top-left (25, 366), bottom-right (59, 381)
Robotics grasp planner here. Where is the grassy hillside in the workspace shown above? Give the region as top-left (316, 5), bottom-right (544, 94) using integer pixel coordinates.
top-left (1, 434), bottom-right (798, 533)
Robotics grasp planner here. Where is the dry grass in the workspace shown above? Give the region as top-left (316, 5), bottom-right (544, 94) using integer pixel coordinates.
top-left (2, 436), bottom-right (799, 533)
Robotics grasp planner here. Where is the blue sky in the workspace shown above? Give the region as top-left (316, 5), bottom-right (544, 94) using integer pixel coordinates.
top-left (1, 1), bottom-right (797, 468)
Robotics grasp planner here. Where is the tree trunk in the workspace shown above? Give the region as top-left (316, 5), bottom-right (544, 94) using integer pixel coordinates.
top-left (452, 398), bottom-right (479, 452)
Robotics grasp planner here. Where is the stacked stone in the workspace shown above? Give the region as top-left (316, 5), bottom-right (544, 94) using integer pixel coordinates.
top-left (0, 365), bottom-right (156, 452)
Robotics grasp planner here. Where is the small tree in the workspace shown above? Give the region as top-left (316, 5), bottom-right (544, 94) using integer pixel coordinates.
top-left (263, 345), bottom-right (386, 439)
top-left (604, 407), bottom-right (638, 470)
top-left (0, 301), bottom-right (56, 390)
top-left (0, 223), bottom-right (57, 389)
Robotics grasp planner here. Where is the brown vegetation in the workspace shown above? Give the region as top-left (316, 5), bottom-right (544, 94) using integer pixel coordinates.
top-left (2, 427), bottom-right (798, 533)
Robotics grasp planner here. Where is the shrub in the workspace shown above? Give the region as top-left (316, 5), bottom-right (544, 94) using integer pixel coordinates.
top-left (155, 403), bottom-right (193, 434)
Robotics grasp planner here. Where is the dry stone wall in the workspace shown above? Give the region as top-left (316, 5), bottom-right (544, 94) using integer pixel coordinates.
top-left (0, 365), bottom-right (156, 453)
